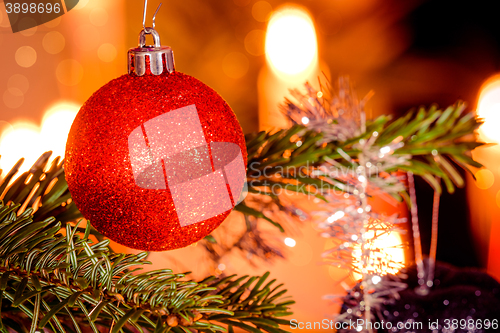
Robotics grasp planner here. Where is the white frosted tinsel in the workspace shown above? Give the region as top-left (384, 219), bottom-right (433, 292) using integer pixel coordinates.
top-left (282, 78), bottom-right (409, 332)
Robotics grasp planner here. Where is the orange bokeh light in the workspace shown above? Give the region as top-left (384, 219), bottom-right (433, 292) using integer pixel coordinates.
top-left (352, 230), bottom-right (405, 280)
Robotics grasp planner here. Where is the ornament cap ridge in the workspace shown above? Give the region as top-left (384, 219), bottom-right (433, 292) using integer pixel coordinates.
top-left (128, 27), bottom-right (175, 76)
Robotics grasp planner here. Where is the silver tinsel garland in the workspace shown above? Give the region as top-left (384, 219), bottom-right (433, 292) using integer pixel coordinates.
top-left (282, 77), bottom-right (410, 332)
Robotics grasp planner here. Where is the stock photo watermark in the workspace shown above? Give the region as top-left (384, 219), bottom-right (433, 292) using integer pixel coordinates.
top-left (247, 160), bottom-right (381, 198)
top-left (290, 318), bottom-right (499, 331)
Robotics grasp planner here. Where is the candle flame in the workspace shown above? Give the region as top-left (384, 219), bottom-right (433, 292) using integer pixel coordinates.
top-left (477, 74), bottom-right (500, 144)
top-left (265, 6), bottom-right (317, 77)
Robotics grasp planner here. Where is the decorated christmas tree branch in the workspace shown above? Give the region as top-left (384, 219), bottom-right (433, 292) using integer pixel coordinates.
top-left (241, 98), bottom-right (482, 229)
top-left (247, 99), bottom-right (482, 199)
top-left (277, 77), bottom-right (484, 332)
top-left (0, 198), bottom-right (293, 333)
top-left (238, 96), bottom-right (483, 268)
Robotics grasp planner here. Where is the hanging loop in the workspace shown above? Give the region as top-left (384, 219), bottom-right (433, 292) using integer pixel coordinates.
top-left (139, 28), bottom-right (161, 48)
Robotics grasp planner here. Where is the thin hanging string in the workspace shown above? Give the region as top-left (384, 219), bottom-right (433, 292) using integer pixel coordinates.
top-left (142, 0), bottom-right (148, 30)
top-left (143, 0), bottom-right (163, 30)
top-left (426, 183), bottom-right (441, 288)
top-left (407, 172), bottom-right (426, 288)
top-left (152, 3), bottom-right (162, 29)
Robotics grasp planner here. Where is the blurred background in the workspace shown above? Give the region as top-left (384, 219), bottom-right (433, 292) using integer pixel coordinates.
top-left (1, 0), bottom-right (500, 330)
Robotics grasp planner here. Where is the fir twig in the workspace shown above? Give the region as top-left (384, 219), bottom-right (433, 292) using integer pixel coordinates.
top-left (0, 158), bottom-right (294, 333)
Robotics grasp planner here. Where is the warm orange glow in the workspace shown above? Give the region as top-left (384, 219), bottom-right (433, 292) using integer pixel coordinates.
top-left (352, 230), bottom-right (405, 280)
top-left (477, 75), bottom-right (500, 143)
top-left (41, 102), bottom-right (79, 158)
top-left (0, 122), bottom-right (41, 176)
top-left (0, 102), bottom-right (79, 178)
top-left (265, 7), bottom-right (317, 77)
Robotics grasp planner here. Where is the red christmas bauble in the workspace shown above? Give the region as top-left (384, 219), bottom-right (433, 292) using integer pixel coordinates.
top-left (65, 70), bottom-right (247, 251)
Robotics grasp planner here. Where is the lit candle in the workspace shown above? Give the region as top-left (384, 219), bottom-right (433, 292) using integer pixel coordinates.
top-left (468, 74), bottom-right (500, 279)
top-left (258, 6), bottom-right (323, 130)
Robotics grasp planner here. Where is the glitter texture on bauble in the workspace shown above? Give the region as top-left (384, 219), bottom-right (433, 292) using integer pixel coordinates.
top-left (65, 67), bottom-right (247, 251)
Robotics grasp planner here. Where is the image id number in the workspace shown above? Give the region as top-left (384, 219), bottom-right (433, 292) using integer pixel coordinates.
top-left (443, 318), bottom-right (498, 330)
top-left (5, 2), bottom-right (61, 14)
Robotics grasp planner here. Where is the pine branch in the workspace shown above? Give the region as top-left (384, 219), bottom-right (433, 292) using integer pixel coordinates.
top-left (216, 102), bottom-right (483, 263)
top-left (248, 102), bottom-right (483, 198)
top-left (338, 102), bottom-right (484, 194)
top-left (0, 199), bottom-right (293, 333)
top-left (0, 153), bottom-right (97, 239)
top-left (378, 103), bottom-right (483, 193)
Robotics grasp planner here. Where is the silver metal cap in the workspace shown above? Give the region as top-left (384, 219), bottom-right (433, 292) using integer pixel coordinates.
top-left (128, 27), bottom-right (175, 76)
